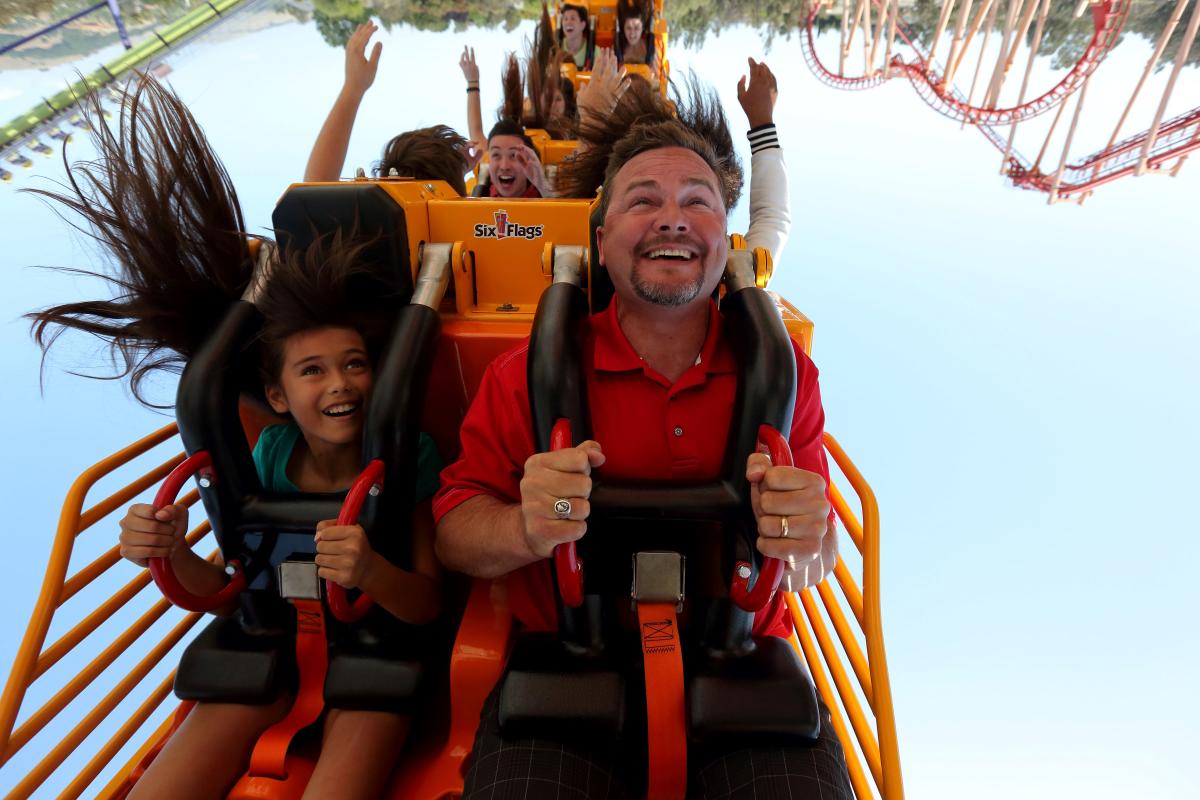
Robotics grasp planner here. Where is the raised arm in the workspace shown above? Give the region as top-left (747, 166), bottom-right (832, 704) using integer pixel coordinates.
top-left (460, 45), bottom-right (487, 156)
top-left (303, 21), bottom-right (383, 182)
top-left (737, 58), bottom-right (791, 265)
top-left (576, 47), bottom-right (627, 126)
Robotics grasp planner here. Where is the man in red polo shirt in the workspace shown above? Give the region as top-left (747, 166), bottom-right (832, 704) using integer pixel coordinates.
top-left (435, 87), bottom-right (851, 799)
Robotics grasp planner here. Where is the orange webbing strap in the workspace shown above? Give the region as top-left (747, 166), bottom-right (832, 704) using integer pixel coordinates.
top-left (247, 598), bottom-right (328, 780)
top-left (638, 601), bottom-right (687, 800)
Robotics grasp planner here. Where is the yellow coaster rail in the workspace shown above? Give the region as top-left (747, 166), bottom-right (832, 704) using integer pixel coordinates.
top-left (786, 433), bottom-right (904, 799)
top-left (0, 423), bottom-right (211, 799)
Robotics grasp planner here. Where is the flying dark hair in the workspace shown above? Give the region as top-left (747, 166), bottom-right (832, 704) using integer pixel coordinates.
top-left (24, 74), bottom-right (252, 406)
top-left (497, 36), bottom-right (573, 143)
top-left (376, 124), bottom-right (470, 195)
top-left (254, 232), bottom-right (391, 388)
top-left (559, 77), bottom-right (578, 121)
top-left (25, 73), bottom-right (392, 408)
top-left (527, 5), bottom-right (574, 138)
top-left (499, 53), bottom-right (525, 126)
top-left (556, 73), bottom-right (743, 218)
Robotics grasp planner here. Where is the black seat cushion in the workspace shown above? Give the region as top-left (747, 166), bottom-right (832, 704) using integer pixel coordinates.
top-left (174, 614), bottom-right (294, 703)
top-left (498, 633), bottom-right (627, 739)
top-left (323, 616), bottom-right (433, 712)
top-left (687, 635), bottom-right (820, 744)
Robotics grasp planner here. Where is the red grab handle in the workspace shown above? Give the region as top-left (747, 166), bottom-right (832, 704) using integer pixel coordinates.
top-left (148, 451), bottom-right (248, 612)
top-left (325, 459), bottom-right (385, 623)
top-left (550, 419), bottom-right (584, 608)
top-left (729, 425), bottom-right (790, 612)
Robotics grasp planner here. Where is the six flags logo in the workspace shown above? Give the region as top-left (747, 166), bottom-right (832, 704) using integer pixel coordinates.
top-left (473, 209), bottom-right (544, 241)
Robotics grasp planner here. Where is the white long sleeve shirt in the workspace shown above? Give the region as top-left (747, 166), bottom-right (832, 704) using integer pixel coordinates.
top-left (743, 124), bottom-right (791, 267)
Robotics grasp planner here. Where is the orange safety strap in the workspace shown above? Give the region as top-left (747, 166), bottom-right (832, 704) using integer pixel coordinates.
top-left (638, 600), bottom-right (687, 800)
top-left (247, 598), bottom-right (328, 780)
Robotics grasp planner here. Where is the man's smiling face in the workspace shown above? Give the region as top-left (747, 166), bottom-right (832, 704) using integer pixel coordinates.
top-left (595, 147), bottom-right (729, 311)
top-left (561, 9), bottom-right (584, 42)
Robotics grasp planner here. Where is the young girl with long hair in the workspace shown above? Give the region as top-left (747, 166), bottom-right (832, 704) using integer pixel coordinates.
top-left (27, 75), bottom-right (441, 800)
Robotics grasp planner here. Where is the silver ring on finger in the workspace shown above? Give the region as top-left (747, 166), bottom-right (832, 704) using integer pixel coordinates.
top-left (553, 498), bottom-right (573, 520)
top-left (780, 515), bottom-right (790, 538)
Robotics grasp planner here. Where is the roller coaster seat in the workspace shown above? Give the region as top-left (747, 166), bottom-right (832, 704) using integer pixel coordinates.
top-left (172, 182), bottom-right (441, 713)
top-left (417, 192), bottom-right (596, 461)
top-left (494, 202), bottom-right (823, 754)
top-left (592, 3), bottom-right (617, 49)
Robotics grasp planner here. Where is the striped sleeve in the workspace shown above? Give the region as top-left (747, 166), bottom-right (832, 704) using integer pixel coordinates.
top-left (747, 123), bottom-right (781, 154)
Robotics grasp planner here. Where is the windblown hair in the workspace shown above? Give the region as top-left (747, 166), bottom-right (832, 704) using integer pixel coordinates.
top-left (495, 8), bottom-right (574, 141)
top-left (254, 232), bottom-right (392, 387)
top-left (376, 124), bottom-right (470, 195)
top-left (526, 6), bottom-right (574, 138)
top-left (25, 74), bottom-right (253, 406)
top-left (499, 53), bottom-right (524, 125)
top-left (26, 74), bottom-right (392, 407)
top-left (559, 77), bottom-right (578, 122)
top-left (556, 74), bottom-right (743, 217)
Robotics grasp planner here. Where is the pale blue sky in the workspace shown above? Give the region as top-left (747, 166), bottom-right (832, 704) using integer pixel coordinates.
top-left (1, 2), bottom-right (1197, 796)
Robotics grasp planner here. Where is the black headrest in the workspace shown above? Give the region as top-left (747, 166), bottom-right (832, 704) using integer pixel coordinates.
top-left (272, 183), bottom-right (414, 308)
top-left (587, 203), bottom-right (615, 312)
top-left (528, 243), bottom-right (797, 653)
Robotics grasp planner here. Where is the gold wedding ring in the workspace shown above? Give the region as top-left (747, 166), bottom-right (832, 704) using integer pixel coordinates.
top-left (780, 516), bottom-right (789, 538)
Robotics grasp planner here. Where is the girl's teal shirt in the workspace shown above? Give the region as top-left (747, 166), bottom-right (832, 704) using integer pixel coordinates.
top-left (251, 422), bottom-right (443, 499)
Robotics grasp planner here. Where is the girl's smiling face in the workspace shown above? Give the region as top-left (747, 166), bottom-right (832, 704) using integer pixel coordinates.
top-left (265, 326), bottom-right (373, 450)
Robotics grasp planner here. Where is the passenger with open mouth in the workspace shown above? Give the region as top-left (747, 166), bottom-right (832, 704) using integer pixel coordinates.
top-left (558, 1), bottom-right (593, 69)
top-left (484, 119), bottom-right (552, 198)
top-left (616, 0), bottom-right (655, 68)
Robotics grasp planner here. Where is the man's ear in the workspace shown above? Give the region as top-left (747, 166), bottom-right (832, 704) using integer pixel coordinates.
top-left (265, 384), bottom-right (289, 415)
top-left (594, 224), bottom-right (605, 267)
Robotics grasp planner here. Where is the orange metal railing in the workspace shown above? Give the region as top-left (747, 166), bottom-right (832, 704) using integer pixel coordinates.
top-left (0, 423), bottom-right (904, 799)
top-left (0, 423), bottom-right (211, 800)
top-left (785, 432), bottom-right (904, 799)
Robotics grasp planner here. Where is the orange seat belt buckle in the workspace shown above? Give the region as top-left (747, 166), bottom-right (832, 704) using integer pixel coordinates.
top-left (247, 561), bottom-right (329, 780)
top-left (634, 552), bottom-right (687, 800)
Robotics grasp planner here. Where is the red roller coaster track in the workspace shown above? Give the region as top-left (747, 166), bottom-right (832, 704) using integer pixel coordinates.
top-left (801, 1), bottom-right (1131, 125)
top-left (801, 0), bottom-right (1200, 201)
top-left (1009, 104), bottom-right (1200, 197)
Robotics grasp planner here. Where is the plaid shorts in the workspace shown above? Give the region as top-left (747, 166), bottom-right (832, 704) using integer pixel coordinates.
top-left (462, 685), bottom-right (854, 800)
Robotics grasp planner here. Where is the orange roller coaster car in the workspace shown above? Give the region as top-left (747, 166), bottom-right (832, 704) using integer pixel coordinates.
top-left (0, 178), bottom-right (902, 800)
